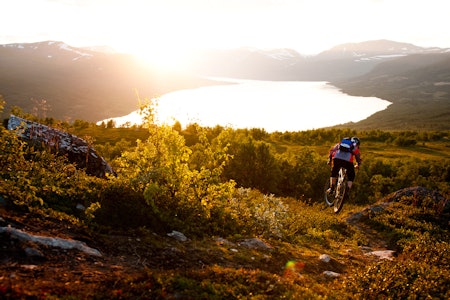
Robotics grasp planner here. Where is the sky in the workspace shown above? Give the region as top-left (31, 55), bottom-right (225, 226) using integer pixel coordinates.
top-left (1, 0), bottom-right (449, 68)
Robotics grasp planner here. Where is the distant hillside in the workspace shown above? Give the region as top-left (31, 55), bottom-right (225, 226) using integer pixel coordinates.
top-left (331, 53), bottom-right (450, 130)
top-left (0, 41), bottom-right (218, 122)
top-left (188, 47), bottom-right (308, 80)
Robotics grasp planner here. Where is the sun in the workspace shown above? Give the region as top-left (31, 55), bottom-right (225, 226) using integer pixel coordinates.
top-left (131, 43), bottom-right (194, 71)
top-left (104, 3), bottom-right (202, 72)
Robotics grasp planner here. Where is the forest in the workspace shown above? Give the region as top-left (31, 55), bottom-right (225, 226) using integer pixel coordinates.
top-left (1, 98), bottom-right (449, 299)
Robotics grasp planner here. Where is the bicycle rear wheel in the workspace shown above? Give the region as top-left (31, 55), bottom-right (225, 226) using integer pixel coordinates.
top-left (324, 180), bottom-right (334, 207)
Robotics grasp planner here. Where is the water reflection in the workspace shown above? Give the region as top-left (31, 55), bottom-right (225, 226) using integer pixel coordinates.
top-left (102, 79), bottom-right (391, 132)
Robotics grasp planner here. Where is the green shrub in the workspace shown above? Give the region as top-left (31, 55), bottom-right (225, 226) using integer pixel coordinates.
top-left (0, 126), bottom-right (103, 221)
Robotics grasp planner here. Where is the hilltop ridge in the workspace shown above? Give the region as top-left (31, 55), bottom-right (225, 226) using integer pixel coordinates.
top-left (331, 52), bottom-right (450, 130)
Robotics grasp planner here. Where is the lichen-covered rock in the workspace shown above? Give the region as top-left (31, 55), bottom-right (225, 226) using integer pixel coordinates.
top-left (8, 115), bottom-right (115, 178)
top-left (383, 186), bottom-right (449, 214)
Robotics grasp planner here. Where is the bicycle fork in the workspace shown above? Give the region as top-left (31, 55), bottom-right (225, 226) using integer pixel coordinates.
top-left (335, 168), bottom-right (346, 198)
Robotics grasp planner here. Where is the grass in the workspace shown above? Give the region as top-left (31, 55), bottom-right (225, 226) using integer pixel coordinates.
top-left (363, 141), bottom-right (450, 160)
top-left (70, 126), bottom-right (149, 145)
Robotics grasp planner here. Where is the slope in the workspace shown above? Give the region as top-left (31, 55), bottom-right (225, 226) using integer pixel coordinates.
top-left (331, 53), bottom-right (450, 130)
top-left (1, 186), bottom-right (448, 299)
top-left (0, 41), bottom-right (220, 122)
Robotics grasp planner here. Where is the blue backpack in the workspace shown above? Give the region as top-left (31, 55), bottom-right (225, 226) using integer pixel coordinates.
top-left (339, 138), bottom-right (354, 153)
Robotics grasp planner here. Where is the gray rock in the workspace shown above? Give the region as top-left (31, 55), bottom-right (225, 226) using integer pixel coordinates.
top-left (323, 270), bottom-right (340, 278)
top-left (239, 238), bottom-right (272, 250)
top-left (0, 226), bottom-right (102, 257)
top-left (24, 247), bottom-right (45, 259)
top-left (167, 230), bottom-right (188, 242)
top-left (319, 254), bottom-right (331, 263)
top-left (8, 115), bottom-right (115, 178)
top-left (366, 250), bottom-right (395, 260)
top-left (76, 203), bottom-right (86, 211)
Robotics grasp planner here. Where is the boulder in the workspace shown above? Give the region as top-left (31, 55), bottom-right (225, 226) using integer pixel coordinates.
top-left (167, 230), bottom-right (188, 242)
top-left (7, 115), bottom-right (115, 178)
top-left (238, 238), bottom-right (272, 250)
top-left (383, 186), bottom-right (448, 212)
top-left (0, 226), bottom-right (102, 257)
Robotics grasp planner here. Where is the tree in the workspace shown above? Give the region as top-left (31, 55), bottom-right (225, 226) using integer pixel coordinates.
top-left (117, 100), bottom-right (236, 234)
top-left (106, 119), bottom-right (116, 128)
top-left (223, 135), bottom-right (281, 194)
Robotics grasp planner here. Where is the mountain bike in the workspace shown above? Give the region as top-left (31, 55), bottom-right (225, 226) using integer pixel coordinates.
top-left (324, 167), bottom-right (348, 213)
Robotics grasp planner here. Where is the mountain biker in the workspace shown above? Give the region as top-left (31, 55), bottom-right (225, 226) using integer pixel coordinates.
top-left (327, 137), bottom-right (362, 196)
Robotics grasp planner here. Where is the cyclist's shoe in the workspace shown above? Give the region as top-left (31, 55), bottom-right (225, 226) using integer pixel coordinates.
top-left (326, 186), bottom-right (335, 195)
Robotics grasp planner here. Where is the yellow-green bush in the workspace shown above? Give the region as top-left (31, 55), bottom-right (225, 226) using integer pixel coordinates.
top-left (0, 125), bottom-right (104, 221)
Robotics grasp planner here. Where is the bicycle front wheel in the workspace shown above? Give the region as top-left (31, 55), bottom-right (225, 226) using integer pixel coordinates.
top-left (333, 187), bottom-right (346, 213)
top-left (333, 177), bottom-right (348, 213)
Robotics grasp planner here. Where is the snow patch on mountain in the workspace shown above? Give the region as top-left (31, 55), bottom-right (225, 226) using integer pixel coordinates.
top-left (264, 49), bottom-right (300, 60)
top-left (49, 41), bottom-right (93, 59)
top-left (355, 54), bottom-right (408, 62)
top-left (2, 41), bottom-right (93, 60)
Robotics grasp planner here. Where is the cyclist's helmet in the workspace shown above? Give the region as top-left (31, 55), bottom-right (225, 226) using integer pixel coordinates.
top-left (351, 137), bottom-right (360, 146)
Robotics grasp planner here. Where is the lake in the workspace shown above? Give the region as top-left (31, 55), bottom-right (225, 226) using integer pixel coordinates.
top-left (102, 78), bottom-right (391, 132)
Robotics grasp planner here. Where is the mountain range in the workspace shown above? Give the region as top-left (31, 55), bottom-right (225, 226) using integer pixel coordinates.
top-left (0, 41), bottom-right (216, 122)
top-left (188, 40), bottom-right (449, 81)
top-left (0, 40), bottom-right (449, 130)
